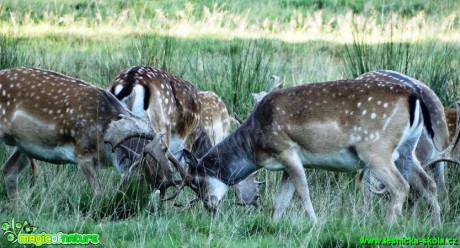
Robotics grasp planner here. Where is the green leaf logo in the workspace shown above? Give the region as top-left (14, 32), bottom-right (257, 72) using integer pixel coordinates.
top-left (2, 218), bottom-right (38, 243)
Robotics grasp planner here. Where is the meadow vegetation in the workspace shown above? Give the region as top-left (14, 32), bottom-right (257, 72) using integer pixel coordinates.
top-left (0, 0), bottom-right (459, 247)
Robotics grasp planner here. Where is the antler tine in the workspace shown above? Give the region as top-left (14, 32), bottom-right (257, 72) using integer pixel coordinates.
top-left (269, 75), bottom-right (283, 92)
top-left (167, 152), bottom-right (190, 181)
top-left (424, 99), bottom-right (460, 168)
top-left (157, 178), bottom-right (183, 201)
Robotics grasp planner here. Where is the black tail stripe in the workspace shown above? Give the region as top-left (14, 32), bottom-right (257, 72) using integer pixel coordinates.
top-left (410, 94), bottom-right (435, 139)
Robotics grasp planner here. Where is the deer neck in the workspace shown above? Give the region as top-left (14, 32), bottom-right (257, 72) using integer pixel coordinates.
top-left (199, 121), bottom-right (258, 186)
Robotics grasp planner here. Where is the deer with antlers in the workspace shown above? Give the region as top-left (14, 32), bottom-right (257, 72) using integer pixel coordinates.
top-left (107, 66), bottom-right (262, 206)
top-left (123, 77), bottom-right (452, 226)
top-left (0, 67), bottom-right (185, 201)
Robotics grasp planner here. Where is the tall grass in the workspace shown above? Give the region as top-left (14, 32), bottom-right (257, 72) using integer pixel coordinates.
top-left (341, 29), bottom-right (460, 106)
top-left (0, 34), bottom-right (26, 70)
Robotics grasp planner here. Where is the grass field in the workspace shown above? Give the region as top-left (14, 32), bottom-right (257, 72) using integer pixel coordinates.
top-left (0, 1), bottom-right (459, 247)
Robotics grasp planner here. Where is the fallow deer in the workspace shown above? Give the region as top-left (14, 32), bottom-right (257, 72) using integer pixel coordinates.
top-left (107, 66), bottom-right (201, 154)
top-left (0, 67), bottom-right (183, 201)
top-left (356, 70), bottom-right (455, 209)
top-left (107, 66), bottom-right (261, 207)
top-left (177, 79), bottom-right (445, 226)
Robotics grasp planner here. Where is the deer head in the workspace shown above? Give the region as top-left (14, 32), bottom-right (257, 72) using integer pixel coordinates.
top-left (180, 78), bottom-right (442, 226)
top-left (0, 67), bottom-right (180, 200)
top-left (184, 91), bottom-right (264, 207)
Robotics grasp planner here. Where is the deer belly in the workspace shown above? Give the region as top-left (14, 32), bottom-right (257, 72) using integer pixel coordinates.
top-left (298, 148), bottom-right (364, 172)
top-left (17, 142), bottom-right (78, 164)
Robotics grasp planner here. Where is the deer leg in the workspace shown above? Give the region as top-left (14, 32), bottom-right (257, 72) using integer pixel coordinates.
top-left (276, 151), bottom-right (317, 222)
top-left (431, 162), bottom-right (449, 211)
top-left (2, 148), bottom-right (31, 200)
top-left (273, 171), bottom-right (295, 220)
top-left (361, 169), bottom-right (374, 214)
top-left (406, 159), bottom-right (441, 226)
top-left (359, 150), bottom-right (409, 225)
top-left (78, 156), bottom-right (101, 197)
top-left (30, 159), bottom-right (39, 186)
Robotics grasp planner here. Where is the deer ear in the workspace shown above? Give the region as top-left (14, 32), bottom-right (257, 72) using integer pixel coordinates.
top-left (183, 149), bottom-right (198, 168)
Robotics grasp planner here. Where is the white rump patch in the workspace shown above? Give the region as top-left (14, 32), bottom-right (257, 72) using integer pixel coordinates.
top-left (114, 84), bottom-right (123, 96)
top-left (130, 84), bottom-right (146, 117)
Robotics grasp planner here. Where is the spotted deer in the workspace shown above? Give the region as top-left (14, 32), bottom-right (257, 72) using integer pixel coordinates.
top-left (0, 67), bottom-right (182, 201)
top-left (107, 66), bottom-right (201, 154)
top-left (125, 78), bottom-right (447, 225)
top-left (107, 66), bottom-right (261, 207)
top-left (356, 70), bottom-right (454, 209)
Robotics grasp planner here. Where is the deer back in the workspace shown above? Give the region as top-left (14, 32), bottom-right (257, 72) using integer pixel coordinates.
top-left (108, 66), bottom-right (201, 152)
top-left (356, 70), bottom-right (449, 151)
top-left (0, 67), bottom-right (125, 163)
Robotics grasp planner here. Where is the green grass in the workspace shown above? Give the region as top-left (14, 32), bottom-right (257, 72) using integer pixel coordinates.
top-left (341, 31), bottom-right (460, 106)
top-left (0, 0), bottom-right (460, 247)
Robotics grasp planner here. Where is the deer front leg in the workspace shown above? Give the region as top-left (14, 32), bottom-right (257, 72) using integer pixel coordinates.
top-left (78, 156), bottom-right (102, 197)
top-left (273, 171), bottom-right (295, 220)
top-left (277, 151), bottom-right (317, 222)
top-left (361, 169), bottom-right (374, 214)
top-left (2, 148), bottom-right (33, 200)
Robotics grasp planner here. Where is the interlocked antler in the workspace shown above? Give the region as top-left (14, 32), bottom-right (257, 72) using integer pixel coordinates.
top-left (104, 112), bottom-right (156, 149)
top-left (104, 112), bottom-right (192, 200)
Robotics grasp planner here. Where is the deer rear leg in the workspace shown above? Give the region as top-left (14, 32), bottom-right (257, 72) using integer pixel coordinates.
top-left (358, 150), bottom-right (409, 225)
top-left (407, 159), bottom-right (441, 226)
top-left (2, 148), bottom-right (32, 200)
top-left (431, 162), bottom-right (449, 211)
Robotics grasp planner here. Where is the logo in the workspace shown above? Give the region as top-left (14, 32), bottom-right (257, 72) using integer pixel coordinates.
top-left (2, 218), bottom-right (99, 246)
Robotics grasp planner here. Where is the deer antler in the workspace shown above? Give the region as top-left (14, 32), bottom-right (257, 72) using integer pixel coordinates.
top-left (104, 112), bottom-right (195, 201)
top-left (104, 113), bottom-right (157, 149)
top-left (269, 75), bottom-right (283, 91)
top-left (424, 99), bottom-right (460, 168)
